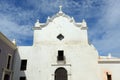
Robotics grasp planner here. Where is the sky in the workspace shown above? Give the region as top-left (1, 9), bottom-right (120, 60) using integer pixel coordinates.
top-left (0, 0), bottom-right (120, 57)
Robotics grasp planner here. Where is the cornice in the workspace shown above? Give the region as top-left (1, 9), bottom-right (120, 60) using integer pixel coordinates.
top-left (98, 58), bottom-right (120, 64)
top-left (0, 32), bottom-right (17, 50)
top-left (33, 8), bottom-right (88, 30)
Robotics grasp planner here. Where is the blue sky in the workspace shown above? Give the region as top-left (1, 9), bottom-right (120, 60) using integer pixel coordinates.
top-left (0, 0), bottom-right (120, 56)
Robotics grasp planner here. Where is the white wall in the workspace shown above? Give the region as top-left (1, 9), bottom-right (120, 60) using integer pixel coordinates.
top-left (13, 43), bottom-right (103, 80)
top-left (33, 15), bottom-right (88, 45)
top-left (13, 13), bottom-right (104, 80)
top-left (98, 59), bottom-right (120, 80)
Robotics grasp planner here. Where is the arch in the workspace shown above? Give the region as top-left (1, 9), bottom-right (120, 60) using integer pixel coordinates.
top-left (55, 67), bottom-right (67, 80)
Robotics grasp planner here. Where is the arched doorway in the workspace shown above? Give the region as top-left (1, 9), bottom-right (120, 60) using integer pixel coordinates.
top-left (55, 67), bottom-right (67, 80)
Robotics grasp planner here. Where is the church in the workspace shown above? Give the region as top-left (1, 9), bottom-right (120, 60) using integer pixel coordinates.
top-left (1, 6), bottom-right (120, 80)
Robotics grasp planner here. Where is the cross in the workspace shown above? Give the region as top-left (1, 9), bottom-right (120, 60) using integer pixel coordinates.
top-left (59, 5), bottom-right (63, 12)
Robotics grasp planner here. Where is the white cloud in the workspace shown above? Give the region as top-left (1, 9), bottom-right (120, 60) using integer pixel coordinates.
top-left (24, 0), bottom-right (104, 18)
top-left (90, 0), bottom-right (120, 56)
top-left (0, 11), bottom-right (32, 45)
top-left (0, 0), bottom-right (120, 56)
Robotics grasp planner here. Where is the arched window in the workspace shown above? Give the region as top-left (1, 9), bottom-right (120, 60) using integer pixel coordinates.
top-left (55, 67), bottom-right (67, 80)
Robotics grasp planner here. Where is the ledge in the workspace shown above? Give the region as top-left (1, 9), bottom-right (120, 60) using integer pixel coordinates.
top-left (98, 59), bottom-right (120, 64)
top-left (2, 68), bottom-right (13, 73)
top-left (51, 64), bottom-right (71, 66)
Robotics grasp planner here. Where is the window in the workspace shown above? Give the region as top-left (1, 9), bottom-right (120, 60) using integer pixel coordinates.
top-left (20, 77), bottom-right (26, 80)
top-left (4, 74), bottom-right (10, 80)
top-left (107, 72), bottom-right (112, 80)
top-left (0, 49), bottom-right (1, 53)
top-left (57, 50), bottom-right (64, 61)
top-left (20, 60), bottom-right (27, 71)
top-left (57, 34), bottom-right (64, 40)
top-left (7, 55), bottom-right (12, 69)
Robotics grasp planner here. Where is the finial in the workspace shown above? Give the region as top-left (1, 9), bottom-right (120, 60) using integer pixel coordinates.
top-left (82, 19), bottom-right (85, 22)
top-left (82, 19), bottom-right (87, 27)
top-left (70, 17), bottom-right (75, 22)
top-left (12, 39), bottom-right (16, 45)
top-left (59, 5), bottom-right (63, 13)
top-left (47, 16), bottom-right (50, 20)
top-left (47, 16), bottom-right (51, 22)
top-left (35, 19), bottom-right (40, 27)
top-left (108, 53), bottom-right (112, 58)
top-left (37, 19), bottom-right (39, 22)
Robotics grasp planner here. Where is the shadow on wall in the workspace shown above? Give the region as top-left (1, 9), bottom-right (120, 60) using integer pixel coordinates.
top-left (0, 37), bottom-right (17, 80)
top-left (12, 49), bottom-right (26, 80)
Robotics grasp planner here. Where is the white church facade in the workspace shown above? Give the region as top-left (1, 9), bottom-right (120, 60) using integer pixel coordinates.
top-left (12, 6), bottom-right (120, 80)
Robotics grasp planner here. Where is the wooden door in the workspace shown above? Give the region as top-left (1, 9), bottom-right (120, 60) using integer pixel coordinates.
top-left (55, 68), bottom-right (67, 80)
